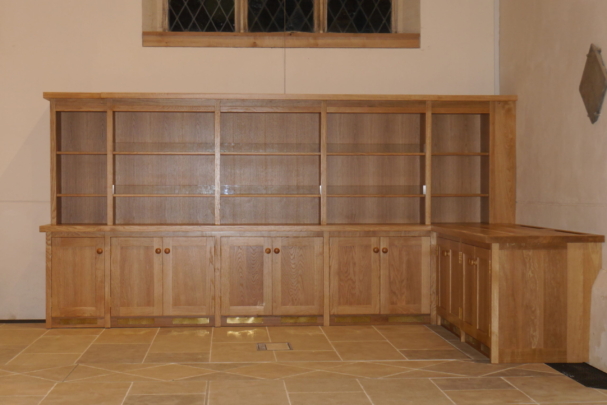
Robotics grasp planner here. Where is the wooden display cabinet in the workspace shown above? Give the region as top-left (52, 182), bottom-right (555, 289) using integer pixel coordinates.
top-left (40, 93), bottom-right (603, 364)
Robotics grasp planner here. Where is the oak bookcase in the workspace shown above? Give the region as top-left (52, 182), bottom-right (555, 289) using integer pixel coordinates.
top-left (41, 94), bottom-right (603, 364)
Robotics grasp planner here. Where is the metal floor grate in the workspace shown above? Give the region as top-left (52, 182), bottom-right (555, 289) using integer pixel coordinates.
top-left (257, 342), bottom-right (293, 351)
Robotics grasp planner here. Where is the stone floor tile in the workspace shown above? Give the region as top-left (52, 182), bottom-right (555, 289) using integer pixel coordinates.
top-left (23, 365), bottom-right (77, 382)
top-left (77, 344), bottom-right (149, 364)
top-left (130, 381), bottom-right (208, 395)
top-left (23, 336), bottom-right (97, 354)
top-left (384, 369), bottom-right (464, 378)
top-left (284, 370), bottom-right (358, 379)
top-left (360, 378), bottom-right (454, 404)
top-left (289, 392), bottom-right (373, 405)
top-left (321, 326), bottom-right (385, 342)
top-left (505, 376), bottom-right (607, 403)
top-left (8, 354), bottom-right (80, 367)
top-left (149, 328), bottom-right (212, 354)
top-left (382, 333), bottom-right (455, 350)
top-left (210, 343), bottom-right (276, 363)
top-left (432, 377), bottom-right (514, 391)
top-left (515, 363), bottom-right (561, 374)
top-left (274, 350), bottom-right (341, 362)
top-left (332, 341), bottom-right (405, 361)
top-left (183, 372), bottom-right (260, 381)
top-left (125, 364), bottom-right (213, 380)
top-left (401, 349), bottom-right (470, 360)
top-left (374, 325), bottom-right (436, 335)
top-left (423, 360), bottom-right (515, 377)
top-left (445, 389), bottom-right (533, 404)
top-left (0, 374), bottom-right (57, 395)
top-left (0, 324), bottom-right (46, 330)
top-left (0, 396), bottom-right (44, 405)
top-left (208, 380), bottom-right (290, 405)
top-left (0, 330), bottom-right (47, 346)
top-left (329, 362), bottom-right (405, 378)
top-left (284, 378), bottom-right (363, 393)
top-left (39, 382), bottom-right (131, 405)
top-left (0, 345), bottom-right (27, 364)
top-left (144, 352), bottom-right (210, 363)
top-left (95, 329), bottom-right (158, 344)
top-left (45, 329), bottom-right (103, 336)
top-left (227, 363), bottom-right (309, 379)
top-left (212, 328), bottom-right (269, 343)
top-left (124, 394), bottom-right (206, 405)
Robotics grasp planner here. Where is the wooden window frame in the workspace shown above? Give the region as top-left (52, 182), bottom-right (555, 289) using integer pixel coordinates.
top-left (142, 0), bottom-right (420, 48)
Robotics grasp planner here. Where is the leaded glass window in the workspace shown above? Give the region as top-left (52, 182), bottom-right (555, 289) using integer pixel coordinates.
top-left (327, 0), bottom-right (391, 33)
top-left (248, 0), bottom-right (314, 32)
top-left (169, 0), bottom-right (235, 32)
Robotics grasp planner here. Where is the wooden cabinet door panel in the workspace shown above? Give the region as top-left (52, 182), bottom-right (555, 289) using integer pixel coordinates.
top-left (111, 238), bottom-right (163, 317)
top-left (380, 237), bottom-right (430, 314)
top-left (273, 237), bottom-right (323, 315)
top-left (163, 237), bottom-right (214, 316)
top-left (437, 238), bottom-right (454, 316)
top-left (462, 243), bottom-right (477, 331)
top-left (51, 238), bottom-right (104, 318)
top-left (475, 246), bottom-right (492, 346)
top-left (330, 237), bottom-right (380, 315)
top-left (221, 237), bottom-right (272, 316)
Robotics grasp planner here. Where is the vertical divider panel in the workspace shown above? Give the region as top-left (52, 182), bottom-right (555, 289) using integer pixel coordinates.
top-left (490, 101), bottom-right (516, 224)
top-left (45, 233), bottom-right (52, 327)
top-left (320, 101), bottom-right (327, 225)
top-left (490, 243), bottom-right (500, 363)
top-left (214, 101), bottom-right (221, 225)
top-left (424, 101), bottom-right (433, 224)
top-left (104, 233), bottom-right (111, 327)
top-left (323, 231), bottom-right (330, 326)
top-left (106, 108), bottom-right (114, 225)
top-left (51, 101), bottom-right (58, 224)
top-left (214, 235), bottom-right (221, 326)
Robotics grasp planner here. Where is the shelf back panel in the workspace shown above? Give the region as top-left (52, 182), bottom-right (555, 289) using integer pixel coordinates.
top-left (432, 197), bottom-right (487, 223)
top-left (328, 156), bottom-right (423, 189)
top-left (221, 113), bottom-right (320, 153)
top-left (59, 155), bottom-right (107, 195)
top-left (221, 197), bottom-right (320, 224)
top-left (327, 197), bottom-right (423, 224)
top-left (432, 156), bottom-right (487, 195)
top-left (58, 112), bottom-right (107, 152)
top-left (59, 197), bottom-right (107, 224)
top-left (115, 112), bottom-right (214, 152)
top-left (431, 114), bottom-right (489, 154)
top-left (221, 156), bottom-right (320, 189)
top-left (115, 197), bottom-right (214, 224)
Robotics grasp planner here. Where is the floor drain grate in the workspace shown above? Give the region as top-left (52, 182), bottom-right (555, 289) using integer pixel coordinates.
top-left (257, 342), bottom-right (293, 351)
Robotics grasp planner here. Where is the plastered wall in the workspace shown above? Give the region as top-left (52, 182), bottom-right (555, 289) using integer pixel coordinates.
top-left (500, 0), bottom-right (607, 371)
top-left (0, 0), bottom-right (496, 319)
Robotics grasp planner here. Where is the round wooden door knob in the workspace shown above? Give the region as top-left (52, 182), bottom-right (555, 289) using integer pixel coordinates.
top-left (382, 248), bottom-right (388, 253)
top-left (265, 248), bottom-right (272, 254)
top-left (373, 247), bottom-right (380, 253)
top-left (155, 248), bottom-right (162, 254)
top-left (164, 248), bottom-right (171, 254)
top-left (274, 248), bottom-right (280, 254)
top-left (96, 248), bottom-right (103, 254)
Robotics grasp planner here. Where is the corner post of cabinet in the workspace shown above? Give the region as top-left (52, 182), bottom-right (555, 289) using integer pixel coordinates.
top-left (214, 235), bottom-right (222, 327)
top-left (490, 243), bottom-right (500, 363)
top-left (489, 101), bottom-right (516, 224)
top-left (45, 233), bottom-right (52, 328)
top-left (424, 101), bottom-right (432, 224)
top-left (106, 104), bottom-right (114, 225)
top-left (320, 101), bottom-right (327, 225)
top-left (50, 101), bottom-right (58, 224)
top-left (214, 101), bottom-right (221, 225)
top-left (323, 231), bottom-right (330, 326)
top-left (104, 233), bottom-right (111, 328)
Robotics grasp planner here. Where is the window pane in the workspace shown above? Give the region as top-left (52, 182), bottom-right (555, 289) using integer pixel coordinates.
top-left (327, 0), bottom-right (391, 33)
top-left (248, 0), bottom-right (314, 33)
top-left (169, 0), bottom-right (235, 32)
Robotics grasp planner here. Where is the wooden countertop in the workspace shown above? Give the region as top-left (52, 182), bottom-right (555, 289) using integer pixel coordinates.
top-left (432, 223), bottom-right (605, 244)
top-left (39, 223), bottom-right (604, 244)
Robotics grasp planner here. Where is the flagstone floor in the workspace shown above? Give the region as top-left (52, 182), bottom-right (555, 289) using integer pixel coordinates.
top-left (0, 323), bottom-right (605, 404)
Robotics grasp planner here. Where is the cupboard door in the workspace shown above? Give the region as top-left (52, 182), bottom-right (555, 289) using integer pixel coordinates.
top-left (475, 247), bottom-right (492, 346)
top-left (273, 237), bottom-right (323, 315)
top-left (51, 238), bottom-right (105, 318)
top-left (330, 237), bottom-right (380, 315)
top-left (163, 237), bottom-right (214, 316)
top-left (380, 237), bottom-right (430, 314)
top-left (221, 237), bottom-right (272, 316)
top-left (110, 238), bottom-right (163, 317)
top-left (436, 238), bottom-right (453, 316)
top-left (461, 243), bottom-right (477, 331)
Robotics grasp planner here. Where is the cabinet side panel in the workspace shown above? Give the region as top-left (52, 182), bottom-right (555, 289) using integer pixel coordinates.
top-left (490, 101), bottom-right (516, 224)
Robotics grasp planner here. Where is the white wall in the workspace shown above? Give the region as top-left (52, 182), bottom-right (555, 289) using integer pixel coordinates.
top-left (500, 0), bottom-right (607, 371)
top-left (0, 0), bottom-right (496, 319)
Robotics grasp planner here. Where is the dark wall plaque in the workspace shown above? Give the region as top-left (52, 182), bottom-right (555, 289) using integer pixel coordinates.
top-left (580, 44), bottom-right (607, 124)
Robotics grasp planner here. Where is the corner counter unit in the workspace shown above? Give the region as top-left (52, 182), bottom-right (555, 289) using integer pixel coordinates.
top-left (40, 93), bottom-right (604, 364)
